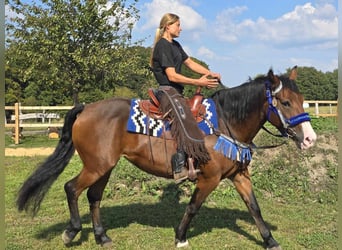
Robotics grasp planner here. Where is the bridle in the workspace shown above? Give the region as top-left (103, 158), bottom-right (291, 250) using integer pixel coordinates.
top-left (265, 80), bottom-right (311, 138)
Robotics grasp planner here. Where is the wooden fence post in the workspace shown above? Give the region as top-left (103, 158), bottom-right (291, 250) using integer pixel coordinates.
top-left (14, 102), bottom-right (20, 145)
top-left (315, 102), bottom-right (319, 117)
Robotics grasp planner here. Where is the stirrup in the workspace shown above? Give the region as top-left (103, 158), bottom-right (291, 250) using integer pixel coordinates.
top-left (173, 168), bottom-right (189, 184)
top-left (173, 158), bottom-right (200, 184)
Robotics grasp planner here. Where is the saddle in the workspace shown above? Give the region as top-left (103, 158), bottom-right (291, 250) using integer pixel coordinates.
top-left (139, 87), bottom-right (206, 122)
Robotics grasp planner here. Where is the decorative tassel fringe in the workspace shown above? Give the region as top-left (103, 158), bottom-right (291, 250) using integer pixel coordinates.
top-left (213, 135), bottom-right (252, 163)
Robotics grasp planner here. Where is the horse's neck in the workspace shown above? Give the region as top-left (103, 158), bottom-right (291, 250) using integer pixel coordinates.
top-left (218, 113), bottom-right (266, 144)
top-left (214, 84), bottom-right (267, 143)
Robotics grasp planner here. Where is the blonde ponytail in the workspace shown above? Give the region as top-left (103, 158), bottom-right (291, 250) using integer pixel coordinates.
top-left (150, 13), bottom-right (180, 67)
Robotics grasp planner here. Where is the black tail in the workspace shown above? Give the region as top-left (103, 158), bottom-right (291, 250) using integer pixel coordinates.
top-left (17, 104), bottom-right (85, 216)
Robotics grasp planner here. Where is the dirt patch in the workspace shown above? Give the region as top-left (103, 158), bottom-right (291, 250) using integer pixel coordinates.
top-left (5, 147), bottom-right (55, 156)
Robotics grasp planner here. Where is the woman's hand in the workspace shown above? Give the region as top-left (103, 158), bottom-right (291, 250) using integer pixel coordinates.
top-left (198, 74), bottom-right (220, 89)
top-left (208, 72), bottom-right (221, 81)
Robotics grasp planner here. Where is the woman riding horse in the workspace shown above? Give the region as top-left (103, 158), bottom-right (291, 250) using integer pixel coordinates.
top-left (17, 66), bottom-right (316, 249)
top-left (150, 13), bottom-right (221, 181)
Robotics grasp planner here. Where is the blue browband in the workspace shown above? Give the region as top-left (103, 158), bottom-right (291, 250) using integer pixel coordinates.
top-left (265, 80), bottom-right (311, 137)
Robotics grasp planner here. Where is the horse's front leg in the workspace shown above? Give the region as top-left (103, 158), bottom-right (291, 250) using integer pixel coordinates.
top-left (231, 170), bottom-right (281, 250)
top-left (175, 176), bottom-right (220, 248)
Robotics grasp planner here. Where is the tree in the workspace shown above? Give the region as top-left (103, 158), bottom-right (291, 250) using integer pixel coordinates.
top-left (289, 66), bottom-right (338, 100)
top-left (325, 69), bottom-right (338, 100)
top-left (6, 0), bottom-right (146, 105)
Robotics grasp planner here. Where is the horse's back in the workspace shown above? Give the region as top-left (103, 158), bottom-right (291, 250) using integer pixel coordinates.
top-left (74, 97), bottom-right (131, 128)
top-left (72, 97), bottom-right (132, 163)
top-left (83, 97), bottom-right (130, 117)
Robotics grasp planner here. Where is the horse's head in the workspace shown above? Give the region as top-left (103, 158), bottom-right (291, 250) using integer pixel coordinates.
top-left (265, 66), bottom-right (317, 149)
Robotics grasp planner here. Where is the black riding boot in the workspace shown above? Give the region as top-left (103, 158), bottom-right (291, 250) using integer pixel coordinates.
top-left (171, 150), bottom-right (185, 173)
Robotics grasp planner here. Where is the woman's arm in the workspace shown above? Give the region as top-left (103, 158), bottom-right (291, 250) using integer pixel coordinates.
top-left (165, 67), bottom-right (219, 88)
top-left (183, 58), bottom-right (221, 79)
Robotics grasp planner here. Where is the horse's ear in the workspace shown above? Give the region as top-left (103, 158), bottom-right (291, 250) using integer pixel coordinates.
top-left (267, 69), bottom-right (274, 79)
top-left (289, 65), bottom-right (298, 80)
top-left (267, 68), bottom-right (280, 86)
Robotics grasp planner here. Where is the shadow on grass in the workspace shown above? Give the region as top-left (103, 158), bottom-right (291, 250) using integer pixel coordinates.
top-left (36, 183), bottom-right (277, 248)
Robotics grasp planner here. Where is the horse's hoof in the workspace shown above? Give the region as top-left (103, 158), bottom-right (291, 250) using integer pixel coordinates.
top-left (176, 240), bottom-right (189, 248)
top-left (95, 233), bottom-right (113, 247)
top-left (62, 229), bottom-right (80, 245)
top-left (62, 230), bottom-right (72, 245)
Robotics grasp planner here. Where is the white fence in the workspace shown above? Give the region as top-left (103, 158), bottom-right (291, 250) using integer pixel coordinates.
top-left (304, 100), bottom-right (338, 117)
top-left (5, 103), bottom-right (73, 144)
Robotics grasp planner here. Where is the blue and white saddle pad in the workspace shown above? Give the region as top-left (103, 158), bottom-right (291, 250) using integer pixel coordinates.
top-left (127, 98), bottom-right (218, 137)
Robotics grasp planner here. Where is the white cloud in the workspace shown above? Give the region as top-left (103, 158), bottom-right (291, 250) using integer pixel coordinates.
top-left (197, 46), bottom-right (215, 59)
top-left (213, 6), bottom-right (248, 43)
top-left (214, 3), bottom-right (337, 49)
top-left (140, 0), bottom-right (206, 31)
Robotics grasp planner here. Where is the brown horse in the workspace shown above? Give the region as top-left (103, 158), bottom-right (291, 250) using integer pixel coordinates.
top-left (17, 66), bottom-right (316, 249)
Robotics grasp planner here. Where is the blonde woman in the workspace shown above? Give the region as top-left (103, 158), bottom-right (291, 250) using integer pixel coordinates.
top-left (150, 13), bottom-right (221, 181)
top-left (151, 13), bottom-right (221, 93)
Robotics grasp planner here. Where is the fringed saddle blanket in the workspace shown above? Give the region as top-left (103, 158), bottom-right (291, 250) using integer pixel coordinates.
top-left (127, 98), bottom-right (218, 137)
top-left (126, 98), bottom-right (252, 163)
top-left (213, 134), bottom-right (252, 163)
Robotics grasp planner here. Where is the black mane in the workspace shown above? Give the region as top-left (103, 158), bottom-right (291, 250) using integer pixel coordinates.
top-left (211, 72), bottom-right (299, 124)
top-left (211, 77), bottom-right (266, 123)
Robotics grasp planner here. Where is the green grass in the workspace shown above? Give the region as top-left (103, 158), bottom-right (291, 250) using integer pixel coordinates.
top-left (5, 118), bottom-right (337, 249)
top-left (5, 129), bottom-right (59, 148)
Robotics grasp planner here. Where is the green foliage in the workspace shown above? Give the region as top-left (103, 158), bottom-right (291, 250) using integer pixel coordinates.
top-left (287, 67), bottom-right (337, 100)
top-left (310, 117), bottom-right (338, 132)
top-left (78, 88), bottom-right (113, 104)
top-left (5, 0), bottom-right (152, 105)
top-left (112, 86), bottom-right (136, 98)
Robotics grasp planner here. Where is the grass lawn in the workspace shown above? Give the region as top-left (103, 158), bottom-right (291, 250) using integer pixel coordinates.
top-left (5, 153), bottom-right (337, 249)
top-left (5, 118), bottom-right (337, 249)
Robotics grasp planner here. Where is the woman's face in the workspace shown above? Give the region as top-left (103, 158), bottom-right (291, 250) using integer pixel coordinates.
top-left (166, 20), bottom-right (182, 38)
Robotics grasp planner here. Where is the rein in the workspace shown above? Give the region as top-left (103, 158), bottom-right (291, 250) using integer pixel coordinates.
top-left (213, 79), bottom-right (310, 152)
top-left (210, 79), bottom-right (288, 150)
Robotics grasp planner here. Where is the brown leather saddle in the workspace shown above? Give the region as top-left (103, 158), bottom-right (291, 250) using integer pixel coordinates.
top-left (139, 87), bottom-right (206, 122)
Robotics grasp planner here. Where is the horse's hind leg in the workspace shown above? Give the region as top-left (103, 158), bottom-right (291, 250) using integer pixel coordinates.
top-left (175, 176), bottom-right (221, 247)
top-left (62, 175), bottom-right (83, 245)
top-left (231, 170), bottom-right (281, 250)
top-left (87, 169), bottom-right (113, 247)
top-left (62, 168), bottom-right (101, 245)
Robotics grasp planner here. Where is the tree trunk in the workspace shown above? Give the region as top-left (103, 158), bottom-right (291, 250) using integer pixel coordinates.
top-left (73, 87), bottom-right (79, 105)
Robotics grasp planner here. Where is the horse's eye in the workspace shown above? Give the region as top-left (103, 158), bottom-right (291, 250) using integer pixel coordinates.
top-left (281, 101), bottom-right (290, 107)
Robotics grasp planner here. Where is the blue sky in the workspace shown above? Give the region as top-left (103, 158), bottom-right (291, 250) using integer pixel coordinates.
top-left (132, 0), bottom-right (338, 87)
top-left (6, 0), bottom-right (338, 87)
